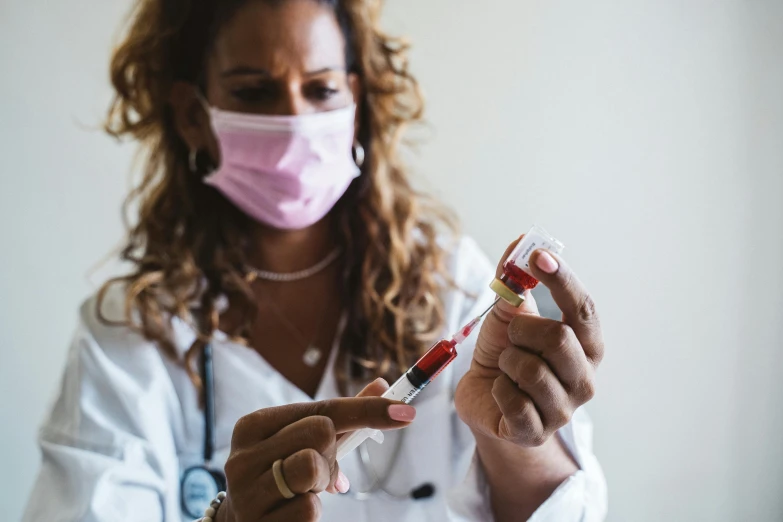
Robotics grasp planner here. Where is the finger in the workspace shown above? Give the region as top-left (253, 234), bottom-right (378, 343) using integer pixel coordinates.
top-left (233, 397), bottom-right (414, 448)
top-left (263, 492), bottom-right (322, 522)
top-left (337, 378), bottom-right (390, 444)
top-left (498, 347), bottom-right (573, 431)
top-left (236, 398), bottom-right (417, 474)
top-left (527, 249), bottom-right (604, 365)
top-left (522, 289), bottom-right (540, 315)
top-left (475, 291), bottom-right (539, 370)
top-left (270, 424), bottom-right (342, 495)
top-left (491, 375), bottom-right (546, 446)
top-left (314, 397), bottom-right (415, 433)
top-left (491, 289), bottom-right (539, 324)
top-left (475, 295), bottom-right (534, 369)
top-left (253, 448), bottom-right (332, 514)
top-left (283, 449), bottom-right (332, 494)
top-left (355, 377), bottom-right (390, 398)
top-left (237, 415), bottom-right (337, 481)
top-left (507, 314), bottom-right (588, 387)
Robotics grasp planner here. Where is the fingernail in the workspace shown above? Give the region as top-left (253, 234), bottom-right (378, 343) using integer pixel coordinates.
top-left (335, 471), bottom-right (350, 493)
top-left (535, 251), bottom-right (559, 274)
top-left (388, 404), bottom-right (416, 422)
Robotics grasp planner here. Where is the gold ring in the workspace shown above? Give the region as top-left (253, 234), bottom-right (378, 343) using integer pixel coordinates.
top-left (272, 458), bottom-right (295, 499)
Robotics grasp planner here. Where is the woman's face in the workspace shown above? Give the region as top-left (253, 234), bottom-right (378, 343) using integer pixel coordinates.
top-left (172, 0), bottom-right (359, 158)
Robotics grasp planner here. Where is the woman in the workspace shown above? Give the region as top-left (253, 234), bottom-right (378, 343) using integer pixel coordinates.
top-left (24, 0), bottom-right (607, 520)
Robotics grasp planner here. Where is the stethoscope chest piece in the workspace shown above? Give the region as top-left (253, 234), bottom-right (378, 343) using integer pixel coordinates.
top-left (181, 465), bottom-right (227, 518)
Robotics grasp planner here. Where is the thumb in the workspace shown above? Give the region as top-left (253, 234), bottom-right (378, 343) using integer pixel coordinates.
top-left (474, 291), bottom-right (539, 368)
top-left (492, 289), bottom-right (539, 322)
top-left (355, 377), bottom-right (390, 398)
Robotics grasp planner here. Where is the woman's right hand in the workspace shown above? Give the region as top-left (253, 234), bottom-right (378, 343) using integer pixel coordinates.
top-left (216, 379), bottom-right (416, 522)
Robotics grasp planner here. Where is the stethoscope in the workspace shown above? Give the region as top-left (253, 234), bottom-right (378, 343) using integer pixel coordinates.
top-left (180, 343), bottom-right (227, 518)
top-left (180, 343), bottom-right (435, 517)
top-left (349, 429), bottom-right (436, 501)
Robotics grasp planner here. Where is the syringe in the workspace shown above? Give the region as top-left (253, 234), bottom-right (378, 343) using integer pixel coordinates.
top-left (336, 298), bottom-right (499, 461)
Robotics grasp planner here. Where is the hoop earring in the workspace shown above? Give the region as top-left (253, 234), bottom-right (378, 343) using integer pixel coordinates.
top-left (189, 148), bottom-right (199, 173)
top-left (352, 139), bottom-right (365, 168)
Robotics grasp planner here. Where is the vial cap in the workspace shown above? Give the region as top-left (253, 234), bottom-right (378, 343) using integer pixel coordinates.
top-left (489, 278), bottom-right (524, 307)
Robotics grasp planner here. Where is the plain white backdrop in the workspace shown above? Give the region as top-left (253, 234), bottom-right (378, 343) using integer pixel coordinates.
top-left (2, 1), bottom-right (782, 520)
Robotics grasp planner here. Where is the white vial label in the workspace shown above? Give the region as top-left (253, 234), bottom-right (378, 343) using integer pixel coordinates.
top-left (507, 225), bottom-right (565, 276)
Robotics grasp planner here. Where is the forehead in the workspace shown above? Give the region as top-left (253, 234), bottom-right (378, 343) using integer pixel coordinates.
top-left (210, 0), bottom-right (347, 74)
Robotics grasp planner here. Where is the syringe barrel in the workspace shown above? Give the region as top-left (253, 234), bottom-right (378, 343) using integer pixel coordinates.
top-left (335, 373), bottom-right (419, 461)
top-left (335, 339), bottom-right (457, 461)
top-left (336, 427), bottom-right (383, 461)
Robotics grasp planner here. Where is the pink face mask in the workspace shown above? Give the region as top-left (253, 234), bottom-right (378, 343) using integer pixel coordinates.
top-left (203, 103), bottom-right (360, 230)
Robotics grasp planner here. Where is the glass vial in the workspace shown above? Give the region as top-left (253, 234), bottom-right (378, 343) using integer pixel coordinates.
top-left (490, 225), bottom-right (565, 306)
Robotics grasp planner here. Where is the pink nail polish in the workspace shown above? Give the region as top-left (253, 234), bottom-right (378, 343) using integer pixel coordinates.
top-left (335, 471), bottom-right (350, 493)
top-left (535, 251), bottom-right (559, 274)
top-left (388, 404), bottom-right (416, 422)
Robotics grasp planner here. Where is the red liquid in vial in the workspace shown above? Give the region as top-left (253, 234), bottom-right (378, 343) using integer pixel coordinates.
top-left (413, 339), bottom-right (458, 382)
top-left (501, 261), bottom-right (540, 294)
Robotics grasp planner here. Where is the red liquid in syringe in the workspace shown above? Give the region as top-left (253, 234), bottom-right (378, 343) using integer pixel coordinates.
top-left (412, 338), bottom-right (458, 384)
top-left (407, 314), bottom-right (485, 386)
top-left (334, 309), bottom-right (490, 460)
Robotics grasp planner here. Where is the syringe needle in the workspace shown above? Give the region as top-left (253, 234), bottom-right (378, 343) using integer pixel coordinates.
top-left (451, 297), bottom-right (501, 344)
top-left (478, 297), bottom-right (500, 319)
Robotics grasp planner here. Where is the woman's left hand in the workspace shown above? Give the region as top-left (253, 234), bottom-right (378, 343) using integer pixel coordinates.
top-left (455, 240), bottom-right (605, 447)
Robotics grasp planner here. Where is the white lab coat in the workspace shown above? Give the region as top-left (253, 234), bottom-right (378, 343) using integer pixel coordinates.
top-left (23, 236), bottom-right (607, 521)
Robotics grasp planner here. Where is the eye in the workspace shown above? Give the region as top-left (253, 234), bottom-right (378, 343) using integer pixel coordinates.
top-left (314, 85), bottom-right (340, 101)
top-left (305, 81), bottom-right (340, 103)
top-left (231, 86), bottom-right (276, 103)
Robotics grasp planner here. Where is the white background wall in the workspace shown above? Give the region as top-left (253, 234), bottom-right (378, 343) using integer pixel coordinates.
top-left (1, 1), bottom-right (782, 521)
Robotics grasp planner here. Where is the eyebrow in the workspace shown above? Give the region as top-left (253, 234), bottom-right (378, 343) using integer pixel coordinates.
top-left (221, 66), bottom-right (270, 77)
top-left (305, 67), bottom-right (345, 76)
top-left (220, 65), bottom-right (345, 78)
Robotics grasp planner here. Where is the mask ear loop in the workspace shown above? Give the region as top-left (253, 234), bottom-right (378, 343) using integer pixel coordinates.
top-left (189, 90), bottom-right (215, 175)
top-left (195, 89), bottom-right (211, 111)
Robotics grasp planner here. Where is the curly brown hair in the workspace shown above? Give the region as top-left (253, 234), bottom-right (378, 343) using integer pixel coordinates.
top-left (99, 0), bottom-right (458, 393)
